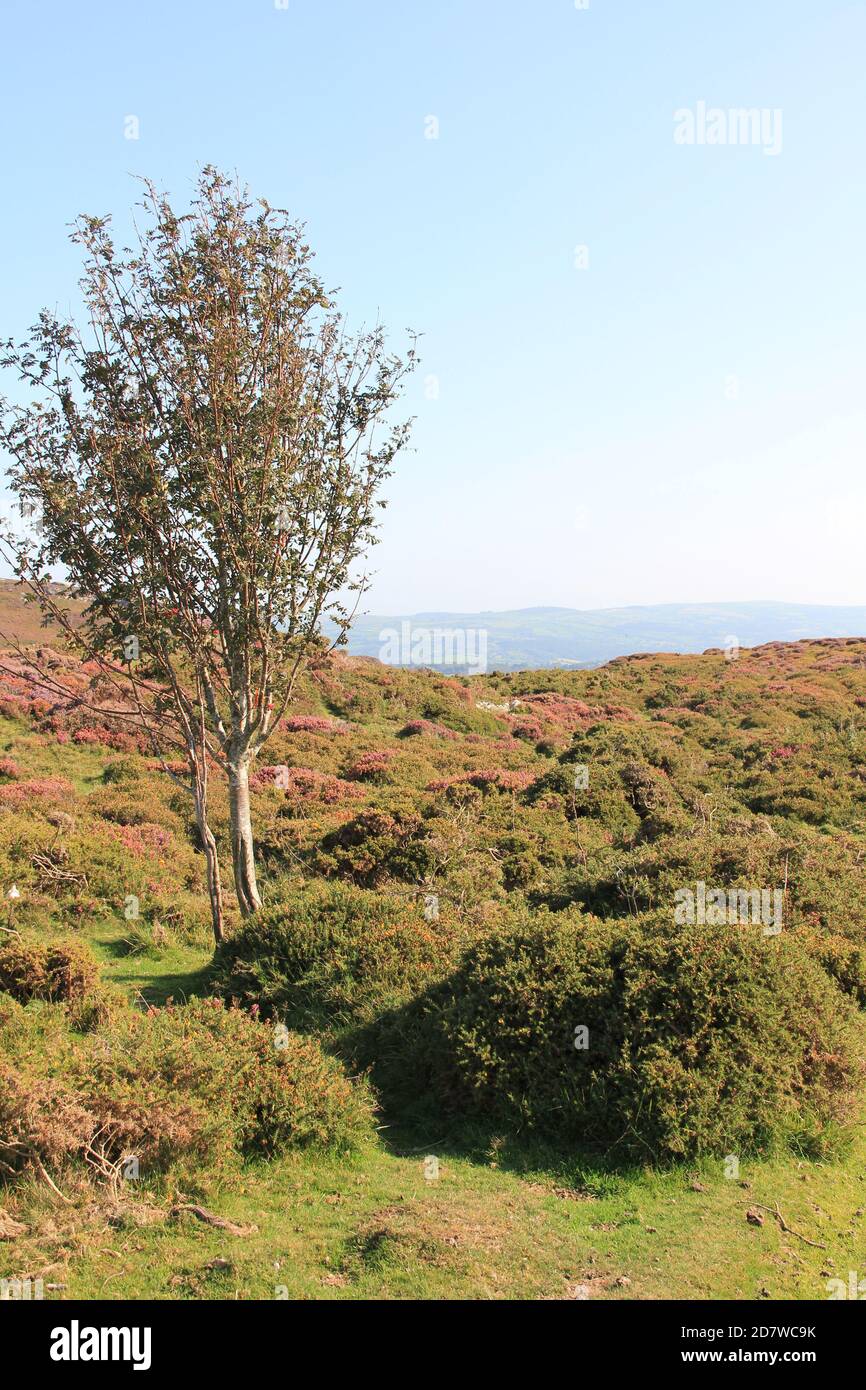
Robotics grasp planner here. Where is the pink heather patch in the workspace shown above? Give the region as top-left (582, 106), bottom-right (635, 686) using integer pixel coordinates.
top-left (281, 715), bottom-right (347, 734)
top-left (72, 727), bottom-right (102, 745)
top-left (345, 749), bottom-right (397, 780)
top-left (103, 822), bottom-right (173, 855)
top-left (0, 757), bottom-right (21, 780)
top-left (254, 766), bottom-right (363, 804)
top-left (66, 725), bottom-right (143, 753)
top-left (0, 776), bottom-right (75, 805)
top-left (513, 694), bottom-right (640, 728)
top-left (286, 768), bottom-right (364, 803)
top-left (511, 720), bottom-right (544, 742)
top-left (770, 745), bottom-right (799, 759)
top-left (253, 765), bottom-right (285, 787)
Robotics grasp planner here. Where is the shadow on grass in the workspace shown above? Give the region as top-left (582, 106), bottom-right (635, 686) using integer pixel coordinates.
top-left (371, 1103), bottom-right (646, 1196)
top-left (329, 993), bottom-right (659, 1193)
top-left (97, 933), bottom-right (217, 1005)
top-left (207, 963), bottom-right (658, 1189)
top-left (109, 964), bottom-right (216, 1006)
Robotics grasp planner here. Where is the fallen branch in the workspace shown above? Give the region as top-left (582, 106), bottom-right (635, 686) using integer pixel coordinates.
top-left (756, 1202), bottom-right (826, 1249)
top-left (169, 1203), bottom-right (258, 1237)
top-left (31, 1154), bottom-right (73, 1205)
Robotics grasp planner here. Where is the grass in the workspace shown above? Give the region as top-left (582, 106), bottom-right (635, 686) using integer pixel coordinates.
top-left (85, 917), bottom-right (213, 1006)
top-left (0, 721), bottom-right (108, 795)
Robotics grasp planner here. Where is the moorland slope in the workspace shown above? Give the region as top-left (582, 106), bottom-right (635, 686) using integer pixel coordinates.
top-left (2, 625), bottom-right (866, 1299)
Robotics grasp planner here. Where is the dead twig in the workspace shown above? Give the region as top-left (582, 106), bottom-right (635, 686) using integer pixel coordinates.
top-left (31, 1154), bottom-right (73, 1205)
top-left (756, 1202), bottom-right (826, 1249)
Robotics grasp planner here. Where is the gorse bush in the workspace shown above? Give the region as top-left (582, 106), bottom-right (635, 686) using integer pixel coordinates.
top-left (101, 757), bottom-right (143, 785)
top-left (0, 935), bottom-right (101, 1007)
top-left (86, 998), bottom-right (376, 1161)
top-left (213, 879), bottom-right (467, 1031)
top-left (363, 912), bottom-right (864, 1160)
top-left (315, 807), bottom-right (432, 886)
top-left (0, 994), bottom-right (375, 1186)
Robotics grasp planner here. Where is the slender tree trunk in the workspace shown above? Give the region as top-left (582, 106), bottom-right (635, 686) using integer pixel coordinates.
top-left (201, 819), bottom-right (225, 945)
top-left (228, 757), bottom-right (262, 917)
top-left (192, 780), bottom-right (225, 944)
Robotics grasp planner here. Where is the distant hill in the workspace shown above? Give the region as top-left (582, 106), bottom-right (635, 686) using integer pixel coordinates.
top-left (4, 582), bottom-right (866, 674)
top-left (0, 579), bottom-right (84, 647)
top-left (335, 602), bottom-right (866, 671)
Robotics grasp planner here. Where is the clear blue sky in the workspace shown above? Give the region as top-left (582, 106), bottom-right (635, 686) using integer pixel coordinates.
top-left (1, 0), bottom-right (864, 612)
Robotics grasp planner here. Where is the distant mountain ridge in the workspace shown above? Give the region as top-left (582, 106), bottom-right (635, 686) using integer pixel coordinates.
top-left (3, 582), bottom-right (865, 675)
top-left (337, 601), bottom-right (866, 671)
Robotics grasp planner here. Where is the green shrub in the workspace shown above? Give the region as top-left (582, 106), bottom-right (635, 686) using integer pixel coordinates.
top-left (315, 807), bottom-right (431, 886)
top-left (85, 998), bottom-right (375, 1161)
top-left (0, 935), bottom-right (100, 1006)
top-left (0, 997), bottom-right (108, 1177)
top-left (87, 787), bottom-right (181, 831)
top-left (102, 757), bottom-right (143, 785)
top-left (792, 926), bottom-right (866, 1005)
top-left (0, 995), bottom-right (375, 1187)
top-left (370, 911), bottom-right (864, 1160)
top-left (213, 880), bottom-right (465, 1031)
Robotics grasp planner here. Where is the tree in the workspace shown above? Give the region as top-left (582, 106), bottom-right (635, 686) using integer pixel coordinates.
top-left (0, 168), bottom-right (416, 941)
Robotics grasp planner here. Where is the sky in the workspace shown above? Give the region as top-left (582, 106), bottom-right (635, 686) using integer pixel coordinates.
top-left (0, 0), bottom-right (864, 614)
